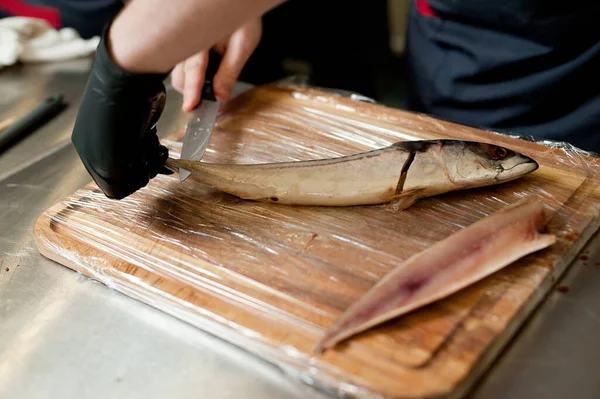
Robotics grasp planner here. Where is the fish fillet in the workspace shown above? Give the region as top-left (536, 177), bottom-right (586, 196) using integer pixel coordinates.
top-left (314, 196), bottom-right (556, 353)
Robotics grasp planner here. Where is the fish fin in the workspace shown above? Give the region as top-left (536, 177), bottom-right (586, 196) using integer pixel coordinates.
top-left (389, 188), bottom-right (425, 210)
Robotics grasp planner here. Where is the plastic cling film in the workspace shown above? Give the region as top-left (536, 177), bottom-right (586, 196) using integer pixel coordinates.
top-left (34, 83), bottom-right (600, 399)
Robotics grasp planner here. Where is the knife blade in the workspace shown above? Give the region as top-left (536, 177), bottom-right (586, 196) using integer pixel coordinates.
top-left (179, 50), bottom-right (222, 182)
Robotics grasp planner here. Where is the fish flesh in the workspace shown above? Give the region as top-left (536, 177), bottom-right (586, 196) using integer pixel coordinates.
top-left (165, 140), bottom-right (538, 208)
top-left (313, 196), bottom-right (556, 353)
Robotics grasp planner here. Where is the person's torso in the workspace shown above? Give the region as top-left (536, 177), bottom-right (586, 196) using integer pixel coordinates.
top-left (426, 0), bottom-right (600, 51)
top-left (406, 0), bottom-right (600, 152)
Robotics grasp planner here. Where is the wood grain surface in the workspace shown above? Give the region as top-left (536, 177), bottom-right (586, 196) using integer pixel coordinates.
top-left (34, 84), bottom-right (600, 398)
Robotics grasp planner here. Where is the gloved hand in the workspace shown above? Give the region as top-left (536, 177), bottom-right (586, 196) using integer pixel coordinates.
top-left (71, 24), bottom-right (172, 200)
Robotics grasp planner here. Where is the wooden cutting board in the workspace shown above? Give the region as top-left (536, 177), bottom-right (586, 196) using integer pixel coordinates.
top-left (34, 84), bottom-right (600, 398)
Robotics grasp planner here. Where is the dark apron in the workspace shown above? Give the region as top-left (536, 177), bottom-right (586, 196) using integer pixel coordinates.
top-left (405, 0), bottom-right (600, 153)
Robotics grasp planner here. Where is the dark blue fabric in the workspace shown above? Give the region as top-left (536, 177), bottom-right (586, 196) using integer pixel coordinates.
top-left (405, 0), bottom-right (600, 153)
top-left (1, 0), bottom-right (123, 38)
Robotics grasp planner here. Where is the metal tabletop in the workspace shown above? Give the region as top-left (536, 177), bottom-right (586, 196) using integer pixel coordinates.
top-left (1, 59), bottom-right (599, 399)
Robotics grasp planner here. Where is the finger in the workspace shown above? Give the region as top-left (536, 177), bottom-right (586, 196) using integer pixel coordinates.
top-left (182, 51), bottom-right (209, 112)
top-left (214, 21), bottom-right (261, 102)
top-left (155, 144), bottom-right (172, 176)
top-left (171, 63), bottom-right (185, 93)
top-left (213, 42), bottom-right (228, 55)
top-left (139, 132), bottom-right (167, 181)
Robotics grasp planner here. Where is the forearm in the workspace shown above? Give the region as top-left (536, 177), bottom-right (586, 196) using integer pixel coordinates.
top-left (108, 0), bottom-right (285, 73)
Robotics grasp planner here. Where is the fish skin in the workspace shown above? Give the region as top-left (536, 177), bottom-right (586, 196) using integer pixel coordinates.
top-left (313, 196), bottom-right (556, 354)
top-left (169, 146), bottom-right (413, 206)
top-left (165, 140), bottom-right (538, 208)
top-left (401, 140), bottom-right (539, 203)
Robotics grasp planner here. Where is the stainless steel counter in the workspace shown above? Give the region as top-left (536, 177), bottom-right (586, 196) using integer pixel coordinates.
top-left (1, 59), bottom-right (599, 399)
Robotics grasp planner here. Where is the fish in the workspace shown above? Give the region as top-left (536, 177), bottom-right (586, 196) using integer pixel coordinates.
top-left (165, 139), bottom-right (539, 209)
top-left (313, 196), bottom-right (556, 354)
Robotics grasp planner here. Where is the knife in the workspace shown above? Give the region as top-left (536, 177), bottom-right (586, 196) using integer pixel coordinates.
top-left (179, 49), bottom-right (222, 182)
top-left (0, 94), bottom-right (66, 154)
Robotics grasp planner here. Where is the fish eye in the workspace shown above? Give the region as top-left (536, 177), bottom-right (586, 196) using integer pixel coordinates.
top-left (488, 146), bottom-right (509, 160)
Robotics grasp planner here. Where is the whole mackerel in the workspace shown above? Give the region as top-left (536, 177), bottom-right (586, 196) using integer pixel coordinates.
top-left (313, 196), bottom-right (556, 353)
top-left (166, 140), bottom-right (538, 209)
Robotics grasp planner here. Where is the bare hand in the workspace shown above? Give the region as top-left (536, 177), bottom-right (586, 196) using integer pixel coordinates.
top-left (171, 19), bottom-right (262, 111)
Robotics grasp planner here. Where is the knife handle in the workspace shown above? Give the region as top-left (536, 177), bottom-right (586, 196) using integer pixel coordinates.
top-left (0, 94), bottom-right (67, 154)
top-left (202, 49), bottom-right (222, 102)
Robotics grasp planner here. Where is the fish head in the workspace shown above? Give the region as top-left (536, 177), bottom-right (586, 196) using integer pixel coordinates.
top-left (441, 141), bottom-right (539, 188)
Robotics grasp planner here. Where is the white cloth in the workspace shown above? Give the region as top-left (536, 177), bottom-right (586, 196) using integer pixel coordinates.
top-left (0, 17), bottom-right (99, 69)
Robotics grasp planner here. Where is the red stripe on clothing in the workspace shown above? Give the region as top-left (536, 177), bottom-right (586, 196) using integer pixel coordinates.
top-left (416, 0), bottom-right (438, 18)
top-left (0, 0), bottom-right (61, 29)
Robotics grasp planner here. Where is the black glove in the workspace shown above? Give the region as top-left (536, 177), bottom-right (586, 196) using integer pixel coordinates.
top-left (72, 25), bottom-right (172, 200)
